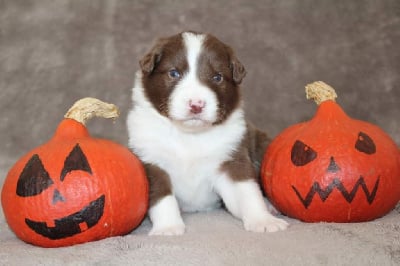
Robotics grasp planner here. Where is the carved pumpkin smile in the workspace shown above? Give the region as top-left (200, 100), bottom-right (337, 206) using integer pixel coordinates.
top-left (291, 175), bottom-right (380, 209)
top-left (25, 195), bottom-right (105, 240)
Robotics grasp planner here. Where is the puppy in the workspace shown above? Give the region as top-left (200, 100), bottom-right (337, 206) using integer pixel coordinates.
top-left (127, 31), bottom-right (288, 235)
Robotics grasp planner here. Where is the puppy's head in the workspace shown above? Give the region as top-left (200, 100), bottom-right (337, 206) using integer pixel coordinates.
top-left (139, 31), bottom-right (246, 132)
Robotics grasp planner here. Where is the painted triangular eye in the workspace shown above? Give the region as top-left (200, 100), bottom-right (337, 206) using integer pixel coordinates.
top-left (291, 140), bottom-right (317, 166)
top-left (60, 144), bottom-right (92, 181)
top-left (17, 154), bottom-right (54, 197)
top-left (355, 132), bottom-right (376, 155)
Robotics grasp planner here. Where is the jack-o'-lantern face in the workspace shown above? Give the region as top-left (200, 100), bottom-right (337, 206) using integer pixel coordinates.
top-left (290, 132), bottom-right (379, 210)
top-left (16, 144), bottom-right (105, 240)
top-left (2, 136), bottom-right (148, 247)
top-left (262, 97), bottom-right (400, 223)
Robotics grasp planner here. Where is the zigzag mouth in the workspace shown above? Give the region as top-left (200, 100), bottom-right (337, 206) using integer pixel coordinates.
top-left (25, 195), bottom-right (105, 240)
top-left (292, 176), bottom-right (380, 209)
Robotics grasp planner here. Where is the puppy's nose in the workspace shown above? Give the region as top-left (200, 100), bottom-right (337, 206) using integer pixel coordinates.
top-left (189, 99), bottom-right (205, 114)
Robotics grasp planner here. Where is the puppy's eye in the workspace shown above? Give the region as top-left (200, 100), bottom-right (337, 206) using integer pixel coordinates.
top-left (212, 73), bottom-right (223, 83)
top-left (168, 69), bottom-right (181, 79)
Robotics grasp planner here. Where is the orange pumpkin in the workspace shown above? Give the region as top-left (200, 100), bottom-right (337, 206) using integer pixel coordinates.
top-left (261, 81), bottom-right (400, 222)
top-left (1, 98), bottom-right (148, 247)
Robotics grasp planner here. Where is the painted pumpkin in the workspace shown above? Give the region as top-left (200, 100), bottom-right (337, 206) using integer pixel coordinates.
top-left (1, 98), bottom-right (148, 247)
top-left (261, 81), bottom-right (400, 222)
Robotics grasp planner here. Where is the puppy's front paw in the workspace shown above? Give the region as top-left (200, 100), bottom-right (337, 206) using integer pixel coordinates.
top-left (148, 195), bottom-right (185, 236)
top-left (244, 215), bottom-right (288, 233)
top-left (149, 223), bottom-right (185, 236)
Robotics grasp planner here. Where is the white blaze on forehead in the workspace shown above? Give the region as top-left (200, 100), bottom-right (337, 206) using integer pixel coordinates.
top-left (168, 32), bottom-right (218, 132)
top-left (181, 32), bottom-right (206, 75)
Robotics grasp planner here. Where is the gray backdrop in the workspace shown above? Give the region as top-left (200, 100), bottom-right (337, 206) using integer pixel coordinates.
top-left (1, 0), bottom-right (399, 167)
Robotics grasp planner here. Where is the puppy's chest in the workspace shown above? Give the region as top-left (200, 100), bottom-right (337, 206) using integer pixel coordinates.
top-left (132, 116), bottom-right (245, 211)
top-left (166, 147), bottom-right (224, 211)
top-left (149, 127), bottom-right (233, 179)
top-left (149, 130), bottom-right (236, 211)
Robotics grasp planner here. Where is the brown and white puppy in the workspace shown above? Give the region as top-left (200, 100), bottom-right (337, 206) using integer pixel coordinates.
top-left (127, 31), bottom-right (288, 235)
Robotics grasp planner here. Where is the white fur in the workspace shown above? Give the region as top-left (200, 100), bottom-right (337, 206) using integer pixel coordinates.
top-left (169, 76), bottom-right (219, 130)
top-left (148, 195), bottom-right (185, 235)
top-left (127, 32), bottom-right (288, 235)
top-left (214, 176), bottom-right (288, 232)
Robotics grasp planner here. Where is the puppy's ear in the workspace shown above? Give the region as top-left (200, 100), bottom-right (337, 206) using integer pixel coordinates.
top-left (229, 52), bottom-right (246, 84)
top-left (139, 39), bottom-right (166, 73)
top-left (231, 57), bottom-right (246, 84)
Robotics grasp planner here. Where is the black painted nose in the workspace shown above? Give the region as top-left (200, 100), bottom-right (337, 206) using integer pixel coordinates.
top-left (52, 189), bottom-right (65, 204)
top-left (327, 156), bottom-right (341, 173)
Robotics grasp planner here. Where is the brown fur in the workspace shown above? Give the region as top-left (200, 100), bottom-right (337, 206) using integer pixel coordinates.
top-left (199, 35), bottom-right (246, 124)
top-left (220, 123), bottom-right (270, 182)
top-left (140, 34), bottom-right (188, 116)
top-left (144, 163), bottom-right (173, 207)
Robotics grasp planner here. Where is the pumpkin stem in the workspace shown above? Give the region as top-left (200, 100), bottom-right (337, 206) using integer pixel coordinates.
top-left (305, 81), bottom-right (338, 105)
top-left (64, 97), bottom-right (120, 125)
